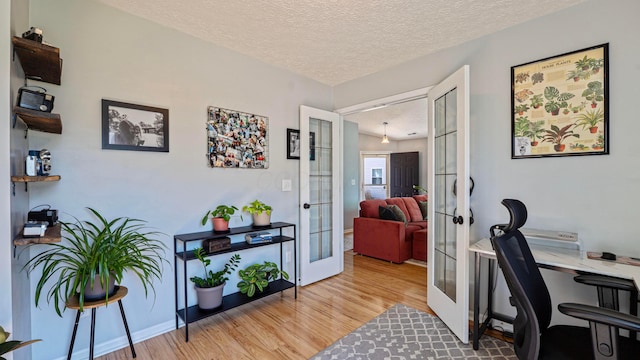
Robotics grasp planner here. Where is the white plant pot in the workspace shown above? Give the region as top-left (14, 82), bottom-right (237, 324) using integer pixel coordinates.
top-left (195, 282), bottom-right (225, 310)
top-left (252, 212), bottom-right (271, 227)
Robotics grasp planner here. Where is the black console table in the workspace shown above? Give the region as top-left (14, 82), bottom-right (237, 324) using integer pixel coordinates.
top-left (174, 222), bottom-right (297, 341)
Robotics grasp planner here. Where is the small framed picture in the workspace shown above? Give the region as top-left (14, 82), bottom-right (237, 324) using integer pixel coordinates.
top-left (102, 99), bottom-right (169, 152)
top-left (287, 128), bottom-right (300, 159)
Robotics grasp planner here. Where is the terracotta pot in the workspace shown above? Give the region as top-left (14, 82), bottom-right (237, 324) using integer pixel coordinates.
top-left (84, 274), bottom-right (116, 301)
top-left (589, 127), bottom-right (598, 134)
top-left (252, 212), bottom-right (271, 227)
top-left (531, 141), bottom-right (538, 147)
top-left (212, 217), bottom-right (229, 232)
top-left (554, 144), bottom-right (566, 152)
top-left (195, 282), bottom-right (225, 310)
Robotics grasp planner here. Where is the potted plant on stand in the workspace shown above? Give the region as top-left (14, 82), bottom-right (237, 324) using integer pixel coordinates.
top-left (190, 248), bottom-right (241, 310)
top-left (242, 200), bottom-right (272, 227)
top-left (237, 261), bottom-right (289, 297)
top-left (201, 205), bottom-right (241, 232)
top-left (24, 208), bottom-right (167, 316)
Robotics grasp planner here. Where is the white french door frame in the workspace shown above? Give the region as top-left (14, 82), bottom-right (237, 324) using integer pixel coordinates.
top-left (299, 105), bottom-right (343, 286)
top-left (426, 65), bottom-right (471, 344)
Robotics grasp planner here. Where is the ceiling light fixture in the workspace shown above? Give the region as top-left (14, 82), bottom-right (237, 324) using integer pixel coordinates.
top-left (381, 122), bottom-right (390, 144)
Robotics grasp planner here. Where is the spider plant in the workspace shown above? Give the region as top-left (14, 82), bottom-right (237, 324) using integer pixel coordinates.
top-left (23, 208), bottom-right (167, 316)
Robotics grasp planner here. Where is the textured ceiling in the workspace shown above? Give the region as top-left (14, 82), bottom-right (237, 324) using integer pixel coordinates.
top-left (96, 0), bottom-right (585, 86)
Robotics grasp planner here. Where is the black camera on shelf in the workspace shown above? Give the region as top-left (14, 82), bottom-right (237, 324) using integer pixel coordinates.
top-left (22, 27), bottom-right (43, 43)
top-left (28, 208), bottom-right (58, 227)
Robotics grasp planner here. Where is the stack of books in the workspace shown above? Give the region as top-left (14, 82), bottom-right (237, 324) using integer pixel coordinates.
top-left (23, 222), bottom-right (47, 237)
top-left (245, 231), bottom-right (273, 244)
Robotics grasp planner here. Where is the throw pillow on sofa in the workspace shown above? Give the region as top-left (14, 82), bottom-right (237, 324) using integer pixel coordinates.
top-left (418, 200), bottom-right (428, 220)
top-left (378, 205), bottom-right (408, 225)
top-left (379, 206), bottom-right (398, 222)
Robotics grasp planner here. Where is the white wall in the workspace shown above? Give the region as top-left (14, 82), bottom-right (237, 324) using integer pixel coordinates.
top-left (342, 120), bottom-right (359, 230)
top-left (16, 0), bottom-right (333, 358)
top-left (336, 0), bottom-right (640, 327)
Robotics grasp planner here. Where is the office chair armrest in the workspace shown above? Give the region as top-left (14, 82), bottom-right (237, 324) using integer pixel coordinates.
top-left (574, 275), bottom-right (637, 292)
top-left (559, 302), bottom-right (640, 332)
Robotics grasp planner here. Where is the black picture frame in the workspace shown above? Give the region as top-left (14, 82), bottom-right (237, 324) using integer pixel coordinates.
top-left (102, 99), bottom-right (169, 152)
top-left (511, 43), bottom-right (608, 159)
top-left (287, 128), bottom-right (300, 159)
top-left (309, 132), bottom-right (316, 161)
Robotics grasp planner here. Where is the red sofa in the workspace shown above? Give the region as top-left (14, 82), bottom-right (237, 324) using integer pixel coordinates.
top-left (353, 195), bottom-right (427, 263)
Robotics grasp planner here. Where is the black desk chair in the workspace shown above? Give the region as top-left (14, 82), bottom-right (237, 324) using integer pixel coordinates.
top-left (490, 199), bottom-right (640, 359)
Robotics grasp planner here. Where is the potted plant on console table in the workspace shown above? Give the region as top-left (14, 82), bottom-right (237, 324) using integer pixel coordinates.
top-left (190, 248), bottom-right (241, 310)
top-left (237, 261), bottom-right (289, 297)
top-left (242, 200), bottom-right (272, 227)
top-left (201, 204), bottom-right (241, 232)
top-left (23, 208), bottom-right (167, 316)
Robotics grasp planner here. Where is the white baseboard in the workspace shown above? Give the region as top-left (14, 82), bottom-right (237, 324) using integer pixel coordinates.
top-left (53, 319), bottom-right (176, 360)
top-left (344, 228), bottom-right (353, 234)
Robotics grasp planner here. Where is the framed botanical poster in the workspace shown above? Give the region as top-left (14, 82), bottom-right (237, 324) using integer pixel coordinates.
top-left (511, 44), bottom-right (608, 158)
top-left (206, 106), bottom-right (268, 168)
top-left (102, 100), bottom-right (169, 152)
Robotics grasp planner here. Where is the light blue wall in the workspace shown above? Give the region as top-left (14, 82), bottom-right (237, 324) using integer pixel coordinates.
top-left (342, 120), bottom-right (359, 229)
top-left (11, 0), bottom-right (333, 358)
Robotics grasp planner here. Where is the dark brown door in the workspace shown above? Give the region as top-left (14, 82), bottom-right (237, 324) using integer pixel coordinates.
top-left (390, 151), bottom-right (419, 197)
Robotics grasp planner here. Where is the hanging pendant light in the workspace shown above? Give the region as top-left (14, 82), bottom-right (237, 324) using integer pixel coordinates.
top-left (381, 122), bottom-right (390, 144)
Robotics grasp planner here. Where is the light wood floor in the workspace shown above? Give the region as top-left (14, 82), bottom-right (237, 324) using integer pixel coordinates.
top-left (97, 252), bottom-right (431, 360)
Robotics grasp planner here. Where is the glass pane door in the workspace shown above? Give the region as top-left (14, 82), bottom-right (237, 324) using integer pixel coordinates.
top-left (309, 118), bottom-right (333, 262)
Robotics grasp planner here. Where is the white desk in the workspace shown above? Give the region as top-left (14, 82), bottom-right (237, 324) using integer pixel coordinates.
top-left (470, 238), bottom-right (640, 350)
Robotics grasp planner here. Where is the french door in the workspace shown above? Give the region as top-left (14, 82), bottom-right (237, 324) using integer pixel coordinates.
top-left (299, 105), bottom-right (343, 286)
top-left (427, 65), bottom-right (471, 343)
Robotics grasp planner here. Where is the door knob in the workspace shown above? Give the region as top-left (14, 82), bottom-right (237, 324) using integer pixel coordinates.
top-left (452, 216), bottom-right (463, 224)
top-left (303, 203), bottom-right (311, 209)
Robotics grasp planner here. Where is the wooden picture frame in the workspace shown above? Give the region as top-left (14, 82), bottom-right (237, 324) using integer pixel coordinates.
top-left (511, 44), bottom-right (608, 158)
top-left (102, 100), bottom-right (169, 152)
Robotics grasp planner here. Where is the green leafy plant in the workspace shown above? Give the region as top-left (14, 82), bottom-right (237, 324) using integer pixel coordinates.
top-left (242, 200), bottom-right (272, 216)
top-left (529, 94), bottom-right (544, 109)
top-left (514, 104), bottom-right (530, 115)
top-left (23, 208), bottom-right (167, 316)
top-left (574, 108), bottom-right (604, 131)
top-left (592, 134), bottom-right (605, 150)
top-left (541, 124), bottom-right (579, 148)
top-left (531, 72), bottom-right (544, 85)
top-left (0, 325), bottom-right (40, 360)
top-left (543, 86), bottom-right (575, 115)
top-left (582, 81), bottom-right (604, 108)
top-left (412, 185), bottom-right (427, 194)
top-left (575, 55), bottom-right (594, 71)
top-left (189, 249), bottom-right (241, 288)
top-left (237, 261), bottom-right (289, 297)
top-left (515, 72), bottom-right (529, 83)
top-left (524, 120), bottom-right (545, 145)
top-left (514, 116), bottom-right (530, 137)
top-left (200, 205), bottom-right (241, 225)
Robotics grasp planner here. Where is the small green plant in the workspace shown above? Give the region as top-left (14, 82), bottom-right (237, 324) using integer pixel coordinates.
top-left (242, 200), bottom-right (272, 216)
top-left (515, 72), bottom-right (529, 84)
top-left (514, 104), bottom-right (530, 115)
top-left (189, 249), bottom-right (241, 288)
top-left (531, 72), bottom-right (544, 85)
top-left (582, 81), bottom-right (604, 108)
top-left (543, 86), bottom-right (575, 115)
top-left (574, 108), bottom-right (604, 131)
top-left (514, 116), bottom-right (530, 137)
top-left (412, 185), bottom-right (427, 194)
top-left (237, 261), bottom-right (289, 297)
top-left (0, 325), bottom-right (40, 360)
top-left (529, 94), bottom-right (544, 109)
top-left (524, 120), bottom-right (545, 144)
top-left (201, 205), bottom-right (241, 225)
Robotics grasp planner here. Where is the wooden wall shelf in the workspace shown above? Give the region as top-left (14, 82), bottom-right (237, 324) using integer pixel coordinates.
top-left (14, 223), bottom-right (61, 246)
top-left (13, 106), bottom-right (62, 134)
top-left (12, 36), bottom-right (62, 85)
top-left (11, 175), bottom-right (61, 183)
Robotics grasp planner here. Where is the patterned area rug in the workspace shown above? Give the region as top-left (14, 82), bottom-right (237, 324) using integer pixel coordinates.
top-left (310, 304), bottom-right (516, 360)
